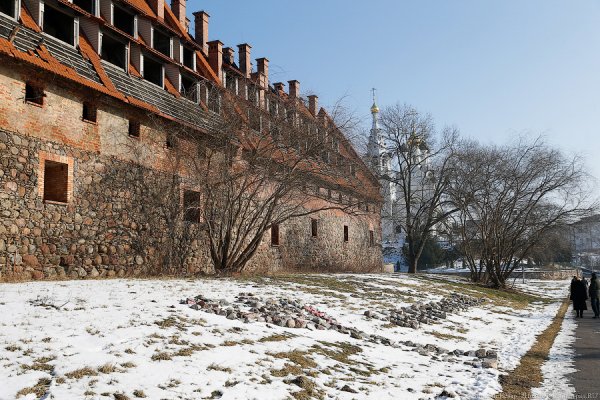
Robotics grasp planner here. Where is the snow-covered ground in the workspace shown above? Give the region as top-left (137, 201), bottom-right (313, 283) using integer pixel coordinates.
top-left (0, 274), bottom-right (569, 400)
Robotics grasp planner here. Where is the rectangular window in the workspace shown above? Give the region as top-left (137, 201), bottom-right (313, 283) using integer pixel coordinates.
top-left (343, 225), bottom-right (349, 242)
top-left (271, 224), bottom-right (280, 246)
top-left (82, 103), bottom-right (97, 123)
top-left (369, 230), bottom-right (375, 247)
top-left (101, 34), bottom-right (127, 69)
top-left (25, 83), bottom-right (44, 106)
top-left (165, 133), bottom-right (175, 149)
top-left (143, 56), bottom-right (163, 87)
top-left (181, 75), bottom-right (197, 101)
top-left (153, 29), bottom-right (171, 58)
top-left (0, 0), bottom-right (16, 18)
top-left (128, 120), bottom-right (140, 138)
top-left (43, 5), bottom-right (75, 45)
top-left (43, 160), bottom-right (69, 203)
top-left (73, 0), bottom-right (94, 14)
top-left (183, 190), bottom-right (201, 223)
top-left (311, 219), bottom-right (318, 238)
top-left (113, 5), bottom-right (135, 36)
top-left (182, 46), bottom-right (194, 70)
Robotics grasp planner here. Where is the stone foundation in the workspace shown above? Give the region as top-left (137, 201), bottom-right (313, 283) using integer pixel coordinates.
top-left (0, 129), bottom-right (382, 281)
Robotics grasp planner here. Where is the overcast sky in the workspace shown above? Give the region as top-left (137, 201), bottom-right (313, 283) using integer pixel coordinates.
top-left (188, 0), bottom-right (600, 182)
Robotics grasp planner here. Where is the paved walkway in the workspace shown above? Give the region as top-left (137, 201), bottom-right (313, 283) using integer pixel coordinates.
top-left (571, 302), bottom-right (600, 397)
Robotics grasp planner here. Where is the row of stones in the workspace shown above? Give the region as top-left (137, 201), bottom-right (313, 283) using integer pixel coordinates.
top-left (183, 292), bottom-right (498, 369)
top-left (363, 292), bottom-right (486, 329)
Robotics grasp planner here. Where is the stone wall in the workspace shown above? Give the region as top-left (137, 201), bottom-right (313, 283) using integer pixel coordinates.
top-left (0, 66), bottom-right (382, 281)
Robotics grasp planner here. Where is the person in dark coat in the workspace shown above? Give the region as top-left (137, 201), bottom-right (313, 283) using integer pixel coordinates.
top-left (570, 276), bottom-right (578, 301)
top-left (589, 273), bottom-right (600, 318)
top-left (572, 278), bottom-right (588, 318)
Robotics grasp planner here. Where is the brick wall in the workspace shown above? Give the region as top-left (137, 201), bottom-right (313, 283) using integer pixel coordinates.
top-left (0, 65), bottom-right (382, 281)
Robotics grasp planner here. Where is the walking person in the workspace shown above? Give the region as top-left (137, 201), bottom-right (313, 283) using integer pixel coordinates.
top-left (589, 273), bottom-right (600, 318)
top-left (572, 277), bottom-right (588, 318)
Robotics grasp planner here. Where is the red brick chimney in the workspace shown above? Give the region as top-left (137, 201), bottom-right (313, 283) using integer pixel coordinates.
top-left (193, 11), bottom-right (209, 55)
top-left (223, 47), bottom-right (235, 65)
top-left (308, 95), bottom-right (318, 116)
top-left (273, 82), bottom-right (285, 94)
top-left (172, 0), bottom-right (186, 28)
top-left (257, 58), bottom-right (269, 87)
top-left (288, 80), bottom-right (300, 98)
top-left (149, 0), bottom-right (164, 20)
top-left (237, 43), bottom-right (252, 78)
top-left (208, 40), bottom-right (223, 81)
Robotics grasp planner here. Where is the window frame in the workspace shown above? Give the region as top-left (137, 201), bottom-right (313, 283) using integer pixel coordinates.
top-left (25, 82), bottom-right (44, 106)
top-left (271, 223), bottom-right (280, 246)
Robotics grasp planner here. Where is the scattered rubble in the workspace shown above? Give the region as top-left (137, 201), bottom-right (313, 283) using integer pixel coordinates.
top-left (182, 291), bottom-right (498, 368)
top-left (363, 293), bottom-right (486, 329)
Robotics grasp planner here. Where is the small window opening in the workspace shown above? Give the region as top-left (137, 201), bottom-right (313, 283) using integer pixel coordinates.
top-left (271, 224), bottom-right (280, 246)
top-left (166, 133), bottom-right (175, 149)
top-left (183, 190), bottom-right (201, 223)
top-left (82, 103), bottom-right (97, 123)
top-left (113, 6), bottom-right (135, 36)
top-left (369, 230), bottom-right (375, 247)
top-left (153, 29), bottom-right (171, 57)
top-left (311, 219), bottom-right (318, 238)
top-left (208, 88), bottom-right (220, 113)
top-left (182, 46), bottom-right (194, 70)
top-left (143, 56), bottom-right (163, 87)
top-left (43, 5), bottom-right (75, 45)
top-left (25, 83), bottom-right (44, 105)
top-left (181, 75), bottom-right (197, 101)
top-left (343, 225), bottom-right (349, 243)
top-left (128, 120), bottom-right (140, 138)
top-left (101, 34), bottom-right (127, 69)
top-left (0, 0), bottom-right (16, 18)
top-left (73, 0), bottom-right (94, 14)
top-left (43, 160), bottom-right (69, 203)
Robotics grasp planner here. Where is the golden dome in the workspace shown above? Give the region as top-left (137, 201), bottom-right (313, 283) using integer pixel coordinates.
top-left (371, 103), bottom-right (380, 114)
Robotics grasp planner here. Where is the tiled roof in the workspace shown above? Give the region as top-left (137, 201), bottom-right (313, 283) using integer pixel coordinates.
top-left (0, 3), bottom-right (380, 201)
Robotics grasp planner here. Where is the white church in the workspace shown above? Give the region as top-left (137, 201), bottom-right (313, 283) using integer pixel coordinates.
top-left (365, 94), bottom-right (434, 265)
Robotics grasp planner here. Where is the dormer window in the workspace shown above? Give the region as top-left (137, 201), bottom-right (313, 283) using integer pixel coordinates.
top-left (42, 4), bottom-right (76, 45)
top-left (142, 55), bottom-right (164, 87)
top-left (113, 5), bottom-right (135, 36)
top-left (181, 75), bottom-right (197, 102)
top-left (182, 46), bottom-right (195, 70)
top-left (73, 0), bottom-right (95, 15)
top-left (0, 0), bottom-right (18, 18)
top-left (100, 33), bottom-right (127, 70)
top-left (153, 29), bottom-right (172, 58)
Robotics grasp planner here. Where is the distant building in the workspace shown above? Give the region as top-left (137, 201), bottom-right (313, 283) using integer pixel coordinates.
top-left (571, 215), bottom-right (600, 267)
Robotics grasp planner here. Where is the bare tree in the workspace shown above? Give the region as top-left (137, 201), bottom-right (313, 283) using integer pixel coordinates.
top-left (378, 104), bottom-right (459, 274)
top-left (449, 137), bottom-right (595, 288)
top-left (172, 79), bottom-right (373, 274)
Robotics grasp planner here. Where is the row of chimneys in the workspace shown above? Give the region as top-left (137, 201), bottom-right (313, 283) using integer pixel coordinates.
top-left (148, 0), bottom-right (319, 116)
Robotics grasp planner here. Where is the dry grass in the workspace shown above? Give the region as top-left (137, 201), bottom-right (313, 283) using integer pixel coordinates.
top-left (494, 299), bottom-right (570, 399)
top-left (207, 363), bottom-right (232, 373)
top-left (21, 362), bottom-right (54, 372)
top-left (258, 333), bottom-right (295, 343)
top-left (271, 350), bottom-right (317, 369)
top-left (133, 389), bottom-right (147, 398)
top-left (120, 361), bottom-right (137, 369)
top-left (65, 366), bottom-right (99, 379)
top-left (98, 363), bottom-right (119, 374)
top-left (16, 378), bottom-right (51, 398)
top-left (151, 351), bottom-right (172, 361)
top-left (429, 331), bottom-right (465, 341)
